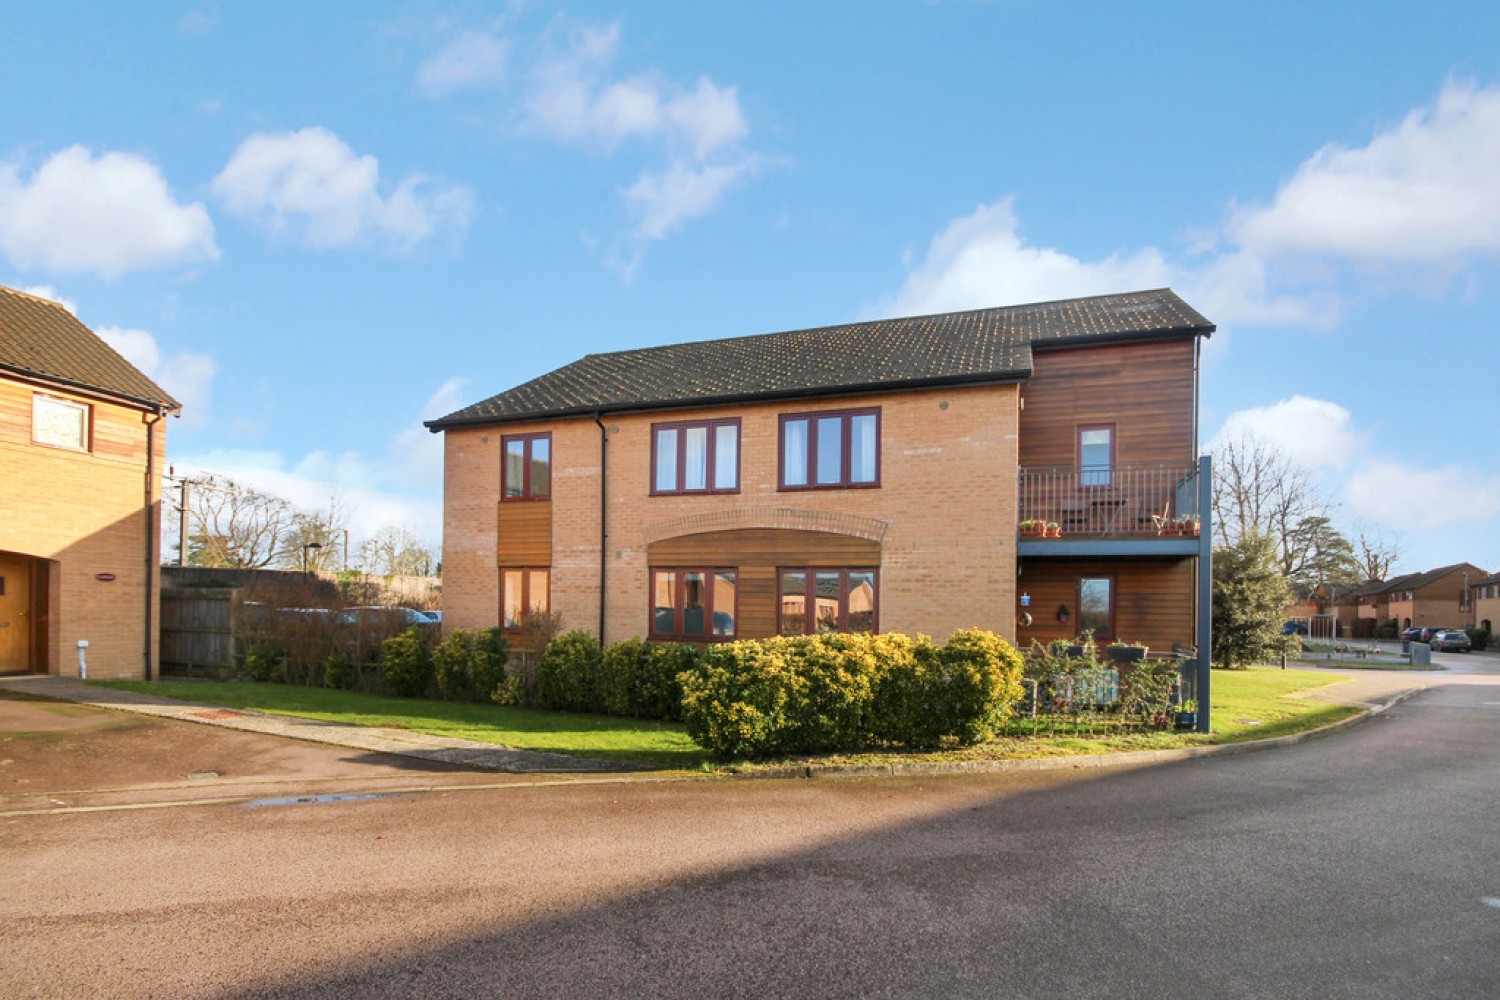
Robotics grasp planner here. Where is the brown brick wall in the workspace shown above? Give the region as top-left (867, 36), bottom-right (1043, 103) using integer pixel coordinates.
top-left (439, 384), bottom-right (1020, 642)
top-left (0, 377), bottom-right (165, 678)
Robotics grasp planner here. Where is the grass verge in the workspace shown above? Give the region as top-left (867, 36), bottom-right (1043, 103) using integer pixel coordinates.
top-left (97, 666), bottom-right (1365, 772)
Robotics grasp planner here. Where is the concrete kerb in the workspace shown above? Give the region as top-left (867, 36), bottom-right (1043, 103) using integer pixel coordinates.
top-left (0, 674), bottom-right (1427, 783)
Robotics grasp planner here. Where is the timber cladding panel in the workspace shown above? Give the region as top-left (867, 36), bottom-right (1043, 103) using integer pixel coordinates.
top-left (649, 528), bottom-right (882, 640)
top-left (497, 500), bottom-right (553, 565)
top-left (1015, 559), bottom-right (1197, 653)
top-left (1018, 339), bottom-right (1195, 468)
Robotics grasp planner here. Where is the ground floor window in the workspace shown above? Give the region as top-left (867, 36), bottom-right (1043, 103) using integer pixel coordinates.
top-left (502, 568), bottom-right (549, 629)
top-left (1077, 575), bottom-right (1113, 641)
top-left (779, 568), bottom-right (878, 635)
top-left (650, 568), bottom-right (737, 640)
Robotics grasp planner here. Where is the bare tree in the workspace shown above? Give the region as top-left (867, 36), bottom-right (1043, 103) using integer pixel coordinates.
top-left (358, 526), bottom-right (435, 577)
top-left (1354, 528), bottom-right (1401, 581)
top-left (187, 476), bottom-right (295, 569)
top-left (1212, 433), bottom-right (1329, 573)
top-left (276, 493), bottom-right (350, 573)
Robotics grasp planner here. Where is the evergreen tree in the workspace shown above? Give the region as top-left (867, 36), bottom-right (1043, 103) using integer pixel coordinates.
top-left (1212, 531), bottom-right (1291, 669)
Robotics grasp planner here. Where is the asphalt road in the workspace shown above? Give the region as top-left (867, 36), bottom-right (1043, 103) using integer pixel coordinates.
top-left (3, 667), bottom-right (1498, 999)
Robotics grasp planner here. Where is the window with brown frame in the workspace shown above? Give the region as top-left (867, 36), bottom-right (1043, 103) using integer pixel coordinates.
top-left (502, 568), bottom-right (550, 629)
top-left (1077, 575), bottom-right (1114, 640)
top-left (1078, 424), bottom-right (1114, 487)
top-left (778, 568), bottom-right (878, 635)
top-left (779, 408), bottom-right (879, 490)
top-left (502, 433), bottom-right (551, 500)
top-left (650, 568), bottom-right (737, 640)
top-left (651, 419), bottom-right (740, 494)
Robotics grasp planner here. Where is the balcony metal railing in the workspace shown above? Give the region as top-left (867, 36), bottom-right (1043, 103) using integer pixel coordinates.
top-left (1018, 462), bottom-right (1199, 537)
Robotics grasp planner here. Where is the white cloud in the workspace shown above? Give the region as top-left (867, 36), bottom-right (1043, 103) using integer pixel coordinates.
top-left (871, 198), bottom-right (1174, 317)
top-left (1227, 81), bottom-right (1500, 265)
top-left (1345, 459), bottom-right (1500, 531)
top-left (626, 159), bottom-right (758, 241)
top-left (212, 127), bottom-right (473, 252)
top-left (0, 146), bottom-right (218, 278)
top-left (1211, 395), bottom-right (1364, 472)
top-left (97, 325), bottom-right (215, 421)
top-left (417, 29), bottom-right (509, 97)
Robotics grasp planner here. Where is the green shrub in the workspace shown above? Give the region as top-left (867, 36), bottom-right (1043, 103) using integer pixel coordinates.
top-left (678, 630), bottom-right (1024, 758)
top-left (323, 652), bottom-right (353, 690)
top-left (382, 628), bottom-right (434, 698)
top-left (245, 641), bottom-right (284, 683)
top-left (1466, 628), bottom-right (1490, 651)
top-left (641, 642), bottom-right (700, 721)
top-left (599, 637), bottom-right (649, 716)
top-left (470, 628), bottom-right (510, 702)
top-left (1118, 657), bottom-right (1180, 725)
top-left (433, 628), bottom-right (510, 702)
top-left (536, 630), bottom-right (603, 712)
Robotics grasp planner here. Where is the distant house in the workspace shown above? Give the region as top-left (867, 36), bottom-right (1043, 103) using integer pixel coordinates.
top-left (1470, 572), bottom-right (1500, 635)
top-left (1384, 563), bottom-right (1488, 632)
top-left (427, 289), bottom-right (1215, 667)
top-left (0, 284), bottom-right (179, 677)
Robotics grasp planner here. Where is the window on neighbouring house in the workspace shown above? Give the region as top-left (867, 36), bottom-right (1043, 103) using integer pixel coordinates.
top-left (1078, 425), bottom-right (1113, 486)
top-left (652, 419), bottom-right (739, 494)
top-left (779, 408), bottom-right (879, 490)
top-left (779, 568), bottom-right (878, 635)
top-left (33, 395), bottom-right (90, 451)
top-left (502, 433), bottom-right (551, 500)
top-left (1078, 576), bottom-right (1113, 639)
top-left (650, 568), bottom-right (737, 640)
top-left (502, 568), bottom-right (549, 628)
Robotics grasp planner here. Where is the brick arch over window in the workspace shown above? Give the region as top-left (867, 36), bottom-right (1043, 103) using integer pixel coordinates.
top-left (641, 506), bottom-right (889, 547)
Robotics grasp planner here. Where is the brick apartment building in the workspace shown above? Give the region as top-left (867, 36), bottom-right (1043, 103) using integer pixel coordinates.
top-left (0, 284), bottom-right (179, 678)
top-left (427, 289), bottom-right (1214, 672)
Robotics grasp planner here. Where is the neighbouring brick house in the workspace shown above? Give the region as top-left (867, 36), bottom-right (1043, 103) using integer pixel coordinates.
top-left (428, 289), bottom-right (1214, 676)
top-left (1383, 562), bottom-right (1489, 632)
top-left (1471, 572), bottom-right (1500, 635)
top-left (0, 284), bottom-right (179, 678)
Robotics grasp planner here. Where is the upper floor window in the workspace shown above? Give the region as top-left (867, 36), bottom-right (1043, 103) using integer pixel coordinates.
top-left (779, 568), bottom-right (878, 635)
top-left (33, 395), bottom-right (90, 452)
top-left (780, 408), bottom-right (879, 490)
top-left (1078, 425), bottom-right (1113, 486)
top-left (502, 433), bottom-right (551, 500)
top-left (651, 568), bottom-right (737, 640)
top-left (652, 419), bottom-right (739, 495)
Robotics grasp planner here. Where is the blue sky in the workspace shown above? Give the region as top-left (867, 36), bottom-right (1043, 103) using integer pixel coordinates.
top-left (3, 1), bottom-right (1497, 576)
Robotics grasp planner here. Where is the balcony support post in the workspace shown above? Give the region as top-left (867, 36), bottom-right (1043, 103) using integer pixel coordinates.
top-left (1196, 454), bottom-right (1213, 733)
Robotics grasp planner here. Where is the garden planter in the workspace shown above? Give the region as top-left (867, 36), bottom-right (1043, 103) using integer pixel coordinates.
top-left (1174, 711), bottom-right (1197, 730)
top-left (1105, 645), bottom-right (1148, 664)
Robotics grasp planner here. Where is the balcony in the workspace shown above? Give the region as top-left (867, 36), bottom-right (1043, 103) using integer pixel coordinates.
top-left (1017, 461), bottom-right (1205, 558)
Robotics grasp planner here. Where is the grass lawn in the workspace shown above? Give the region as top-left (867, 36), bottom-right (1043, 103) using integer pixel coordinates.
top-left (96, 681), bottom-right (709, 771)
top-left (98, 666), bottom-right (1362, 771)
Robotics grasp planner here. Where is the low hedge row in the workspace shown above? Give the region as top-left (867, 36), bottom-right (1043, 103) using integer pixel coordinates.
top-left (533, 631), bottom-right (700, 720)
top-left (678, 630), bottom-right (1025, 758)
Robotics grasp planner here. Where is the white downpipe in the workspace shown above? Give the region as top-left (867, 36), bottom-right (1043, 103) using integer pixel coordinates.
top-left (77, 640), bottom-right (89, 679)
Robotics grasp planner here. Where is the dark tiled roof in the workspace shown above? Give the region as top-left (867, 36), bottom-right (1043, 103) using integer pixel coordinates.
top-left (429, 288), bottom-right (1213, 430)
top-left (1398, 562), bottom-right (1490, 591)
top-left (1473, 572), bottom-right (1500, 588)
top-left (0, 284), bottom-right (179, 410)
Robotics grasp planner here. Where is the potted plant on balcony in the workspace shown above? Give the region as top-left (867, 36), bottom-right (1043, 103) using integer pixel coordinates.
top-left (1046, 521), bottom-right (1062, 538)
top-left (1018, 519), bottom-right (1043, 537)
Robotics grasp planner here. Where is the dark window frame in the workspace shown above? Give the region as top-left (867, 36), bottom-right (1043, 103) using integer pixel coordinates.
top-left (778, 407), bottom-right (881, 492)
top-left (1076, 574), bottom-right (1116, 642)
top-left (649, 567), bottom-right (738, 642)
top-left (776, 566), bottom-right (880, 636)
top-left (501, 432), bottom-right (552, 501)
top-left (501, 567), bottom-right (550, 631)
top-left (649, 418), bottom-right (742, 496)
top-left (1076, 423), bottom-right (1116, 488)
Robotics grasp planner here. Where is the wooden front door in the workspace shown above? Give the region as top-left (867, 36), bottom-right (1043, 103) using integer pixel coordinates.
top-left (0, 554), bottom-right (32, 672)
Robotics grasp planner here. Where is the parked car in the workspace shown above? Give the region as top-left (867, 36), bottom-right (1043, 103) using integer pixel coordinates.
top-left (418, 610), bottom-right (443, 624)
top-left (1281, 620), bottom-right (1309, 636)
top-left (338, 606), bottom-right (437, 630)
top-left (1399, 625), bottom-right (1424, 641)
top-left (1429, 630), bottom-right (1472, 653)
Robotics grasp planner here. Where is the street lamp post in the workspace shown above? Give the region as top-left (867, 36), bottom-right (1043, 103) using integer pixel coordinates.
top-left (302, 542), bottom-right (323, 584)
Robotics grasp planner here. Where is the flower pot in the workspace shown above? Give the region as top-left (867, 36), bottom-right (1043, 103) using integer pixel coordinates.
top-left (1174, 711), bottom-right (1197, 730)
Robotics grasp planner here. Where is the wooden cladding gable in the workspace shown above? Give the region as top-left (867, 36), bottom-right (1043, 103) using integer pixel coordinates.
top-left (1019, 340), bottom-right (1195, 469)
top-left (648, 528), bottom-right (882, 640)
top-left (497, 499), bottom-right (552, 565)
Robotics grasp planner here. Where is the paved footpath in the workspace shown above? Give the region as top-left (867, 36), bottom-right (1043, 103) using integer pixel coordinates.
top-left (1, 664), bottom-right (1447, 781)
top-left (0, 675), bottom-right (637, 774)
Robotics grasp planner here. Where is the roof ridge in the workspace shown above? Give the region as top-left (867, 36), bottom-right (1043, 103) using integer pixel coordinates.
top-left (0, 284), bottom-right (71, 310)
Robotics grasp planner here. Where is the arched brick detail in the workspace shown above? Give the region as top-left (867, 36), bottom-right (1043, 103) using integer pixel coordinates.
top-left (641, 506), bottom-right (890, 546)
